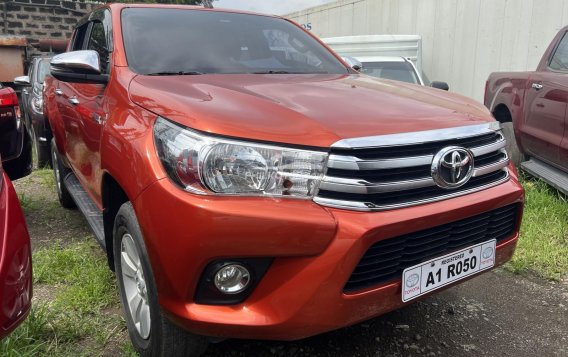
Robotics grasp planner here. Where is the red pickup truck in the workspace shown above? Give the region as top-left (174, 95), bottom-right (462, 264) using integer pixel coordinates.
top-left (485, 26), bottom-right (568, 192)
top-left (44, 4), bottom-right (524, 356)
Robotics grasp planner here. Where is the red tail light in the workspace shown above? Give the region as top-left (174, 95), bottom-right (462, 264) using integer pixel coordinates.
top-left (0, 88), bottom-right (18, 108)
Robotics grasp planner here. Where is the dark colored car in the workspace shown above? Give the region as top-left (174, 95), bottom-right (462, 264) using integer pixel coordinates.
top-left (485, 26), bottom-right (568, 194)
top-left (0, 89), bottom-right (33, 340)
top-left (44, 4), bottom-right (523, 356)
top-left (0, 86), bottom-right (32, 180)
top-left (14, 57), bottom-right (52, 167)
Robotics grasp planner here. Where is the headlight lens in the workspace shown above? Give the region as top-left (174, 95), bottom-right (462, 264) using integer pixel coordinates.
top-left (31, 96), bottom-right (43, 114)
top-left (154, 117), bottom-right (327, 198)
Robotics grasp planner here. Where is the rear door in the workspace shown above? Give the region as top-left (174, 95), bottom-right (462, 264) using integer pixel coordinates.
top-left (522, 31), bottom-right (568, 168)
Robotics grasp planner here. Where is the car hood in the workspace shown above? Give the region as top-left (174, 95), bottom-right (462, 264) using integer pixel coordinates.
top-left (129, 73), bottom-right (493, 148)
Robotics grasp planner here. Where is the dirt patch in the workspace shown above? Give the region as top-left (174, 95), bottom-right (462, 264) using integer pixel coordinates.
top-left (204, 269), bottom-right (568, 357)
top-left (13, 170), bottom-right (93, 249)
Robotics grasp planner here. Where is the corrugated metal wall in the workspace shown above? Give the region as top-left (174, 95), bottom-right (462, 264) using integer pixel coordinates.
top-left (286, 0), bottom-right (568, 101)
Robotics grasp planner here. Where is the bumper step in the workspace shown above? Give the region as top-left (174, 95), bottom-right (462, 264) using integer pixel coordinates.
top-left (63, 173), bottom-right (105, 248)
top-left (521, 159), bottom-right (568, 196)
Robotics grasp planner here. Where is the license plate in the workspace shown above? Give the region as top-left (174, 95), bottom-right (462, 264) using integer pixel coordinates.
top-left (402, 240), bottom-right (496, 302)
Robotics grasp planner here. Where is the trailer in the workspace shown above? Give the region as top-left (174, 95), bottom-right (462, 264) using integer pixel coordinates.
top-left (0, 36), bottom-right (67, 88)
top-left (0, 36), bottom-right (28, 87)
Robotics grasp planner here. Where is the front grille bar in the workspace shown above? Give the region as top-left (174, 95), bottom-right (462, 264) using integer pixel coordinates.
top-left (314, 122), bottom-right (510, 211)
top-left (327, 134), bottom-right (506, 171)
top-left (318, 155), bottom-right (509, 195)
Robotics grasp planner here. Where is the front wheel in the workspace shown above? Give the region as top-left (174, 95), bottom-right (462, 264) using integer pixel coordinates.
top-left (501, 122), bottom-right (526, 167)
top-left (114, 202), bottom-right (209, 357)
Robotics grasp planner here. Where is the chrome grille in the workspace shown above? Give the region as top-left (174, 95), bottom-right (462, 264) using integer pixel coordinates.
top-left (314, 123), bottom-right (510, 211)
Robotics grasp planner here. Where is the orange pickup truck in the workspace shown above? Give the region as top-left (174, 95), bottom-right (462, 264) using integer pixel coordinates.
top-left (44, 4), bottom-right (524, 356)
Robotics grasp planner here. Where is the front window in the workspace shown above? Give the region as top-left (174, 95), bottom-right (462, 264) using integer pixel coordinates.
top-left (361, 61), bottom-right (419, 84)
top-left (121, 8), bottom-right (348, 75)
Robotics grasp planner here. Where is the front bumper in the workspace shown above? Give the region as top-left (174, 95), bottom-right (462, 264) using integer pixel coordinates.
top-left (0, 172), bottom-right (32, 339)
top-left (134, 168), bottom-right (524, 341)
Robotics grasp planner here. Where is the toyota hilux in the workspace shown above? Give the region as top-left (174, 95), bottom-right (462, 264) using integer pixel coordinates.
top-left (44, 4), bottom-right (524, 356)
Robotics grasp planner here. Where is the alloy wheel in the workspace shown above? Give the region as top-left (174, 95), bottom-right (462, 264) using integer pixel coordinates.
top-left (121, 233), bottom-right (152, 339)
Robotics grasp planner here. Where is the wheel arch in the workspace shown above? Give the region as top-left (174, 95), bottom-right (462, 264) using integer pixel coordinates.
top-left (101, 172), bottom-right (130, 270)
top-left (492, 104), bottom-right (513, 124)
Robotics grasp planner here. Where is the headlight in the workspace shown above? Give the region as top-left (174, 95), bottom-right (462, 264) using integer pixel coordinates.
top-left (154, 117), bottom-right (327, 198)
top-left (31, 96), bottom-right (43, 114)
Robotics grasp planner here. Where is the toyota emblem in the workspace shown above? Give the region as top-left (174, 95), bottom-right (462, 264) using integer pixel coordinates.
top-left (405, 273), bottom-right (420, 288)
top-left (482, 247), bottom-right (494, 259)
top-left (431, 146), bottom-right (474, 189)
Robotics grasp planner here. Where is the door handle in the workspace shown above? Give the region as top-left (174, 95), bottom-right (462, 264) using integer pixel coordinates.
top-left (92, 113), bottom-right (102, 124)
top-left (55, 89), bottom-right (63, 96)
top-left (68, 97), bottom-right (80, 105)
top-left (531, 83), bottom-right (543, 90)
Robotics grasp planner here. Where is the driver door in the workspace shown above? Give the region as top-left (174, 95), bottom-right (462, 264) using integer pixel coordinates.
top-left (522, 31), bottom-right (568, 169)
top-left (61, 9), bottom-right (113, 204)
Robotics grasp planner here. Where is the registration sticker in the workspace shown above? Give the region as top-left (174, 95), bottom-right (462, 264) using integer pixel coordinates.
top-left (402, 240), bottom-right (496, 302)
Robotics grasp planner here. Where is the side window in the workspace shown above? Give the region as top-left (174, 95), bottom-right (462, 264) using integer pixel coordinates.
top-left (549, 32), bottom-right (568, 72)
top-left (87, 21), bottom-right (110, 74)
top-left (71, 24), bottom-right (89, 51)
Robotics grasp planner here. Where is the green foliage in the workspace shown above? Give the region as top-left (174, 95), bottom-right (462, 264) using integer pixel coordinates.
top-left (505, 176), bottom-right (568, 280)
top-left (0, 240), bottom-right (124, 356)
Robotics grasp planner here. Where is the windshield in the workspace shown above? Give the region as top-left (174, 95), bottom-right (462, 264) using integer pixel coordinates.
top-left (361, 61), bottom-right (419, 84)
top-left (36, 58), bottom-right (51, 84)
top-left (121, 8), bottom-right (348, 75)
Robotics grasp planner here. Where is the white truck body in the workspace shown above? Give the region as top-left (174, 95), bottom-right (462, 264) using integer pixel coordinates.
top-left (321, 35), bottom-right (423, 73)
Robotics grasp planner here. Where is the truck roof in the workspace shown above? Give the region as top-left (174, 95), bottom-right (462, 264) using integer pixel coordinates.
top-left (356, 56), bottom-right (408, 63)
top-left (103, 3), bottom-right (280, 18)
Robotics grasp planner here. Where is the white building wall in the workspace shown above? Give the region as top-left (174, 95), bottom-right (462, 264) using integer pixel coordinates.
top-left (286, 0), bottom-right (568, 102)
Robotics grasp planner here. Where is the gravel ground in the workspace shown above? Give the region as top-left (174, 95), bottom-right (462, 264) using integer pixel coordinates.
top-left (205, 269), bottom-right (568, 357)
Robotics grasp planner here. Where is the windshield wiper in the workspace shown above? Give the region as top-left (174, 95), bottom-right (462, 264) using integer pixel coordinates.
top-left (145, 71), bottom-right (203, 76)
top-left (251, 70), bottom-right (329, 74)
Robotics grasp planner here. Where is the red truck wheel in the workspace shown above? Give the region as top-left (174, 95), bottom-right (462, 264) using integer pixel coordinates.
top-left (501, 122), bottom-right (526, 166)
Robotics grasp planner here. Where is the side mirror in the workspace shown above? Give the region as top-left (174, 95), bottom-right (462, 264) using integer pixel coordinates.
top-left (343, 56), bottom-right (362, 71)
top-left (431, 81), bottom-right (449, 91)
top-left (50, 50), bottom-right (108, 84)
top-left (14, 76), bottom-right (31, 87)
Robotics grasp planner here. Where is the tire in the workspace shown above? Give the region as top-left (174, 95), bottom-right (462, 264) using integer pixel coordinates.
top-left (50, 139), bottom-right (76, 209)
top-left (501, 122), bottom-right (526, 167)
top-left (113, 202), bottom-right (209, 357)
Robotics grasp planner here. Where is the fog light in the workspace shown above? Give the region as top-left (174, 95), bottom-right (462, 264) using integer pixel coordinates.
top-left (214, 264), bottom-right (250, 294)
